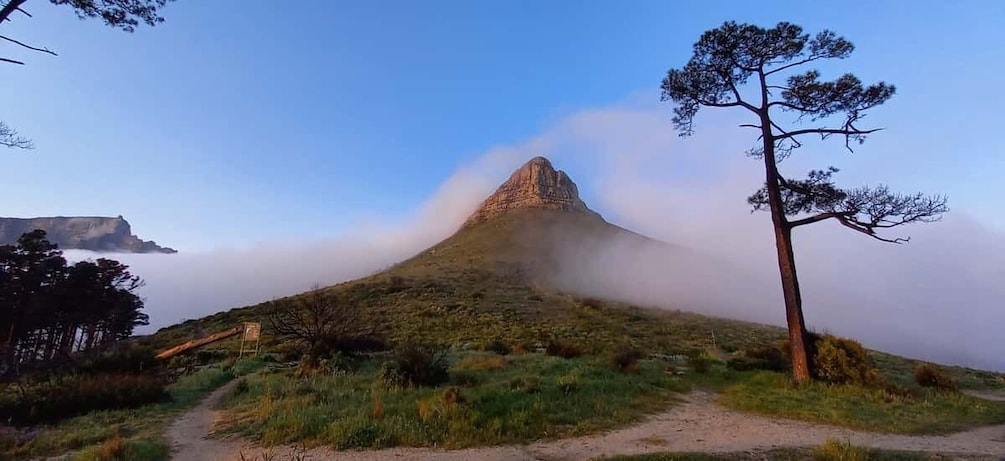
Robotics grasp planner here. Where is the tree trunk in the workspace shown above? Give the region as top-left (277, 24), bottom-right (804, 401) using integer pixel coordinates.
top-left (760, 112), bottom-right (812, 384)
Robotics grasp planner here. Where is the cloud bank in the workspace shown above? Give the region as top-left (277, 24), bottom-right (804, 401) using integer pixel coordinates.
top-left (66, 94), bottom-right (1005, 371)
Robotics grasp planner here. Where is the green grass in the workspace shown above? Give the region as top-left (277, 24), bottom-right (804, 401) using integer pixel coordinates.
top-left (719, 371), bottom-right (1005, 435)
top-left (218, 351), bottom-right (693, 449)
top-left (595, 442), bottom-right (966, 460)
top-left (0, 357), bottom-right (265, 461)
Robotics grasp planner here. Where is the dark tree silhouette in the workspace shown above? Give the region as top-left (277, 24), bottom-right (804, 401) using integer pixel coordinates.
top-left (266, 284), bottom-right (377, 362)
top-left (660, 21), bottom-right (948, 383)
top-left (0, 230), bottom-right (147, 378)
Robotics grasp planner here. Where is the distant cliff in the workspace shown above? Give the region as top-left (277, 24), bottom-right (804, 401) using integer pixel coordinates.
top-left (0, 216), bottom-right (177, 254)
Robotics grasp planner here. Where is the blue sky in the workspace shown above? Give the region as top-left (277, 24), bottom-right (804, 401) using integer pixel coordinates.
top-left (1, 0), bottom-right (1004, 251)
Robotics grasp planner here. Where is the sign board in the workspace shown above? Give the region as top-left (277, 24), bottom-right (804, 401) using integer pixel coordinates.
top-left (242, 322), bottom-right (261, 341)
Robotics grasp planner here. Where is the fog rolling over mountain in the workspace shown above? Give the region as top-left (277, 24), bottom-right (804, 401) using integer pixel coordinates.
top-left (65, 111), bottom-right (1005, 372)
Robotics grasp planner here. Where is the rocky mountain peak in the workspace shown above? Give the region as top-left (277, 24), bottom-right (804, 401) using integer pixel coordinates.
top-left (463, 156), bottom-right (601, 227)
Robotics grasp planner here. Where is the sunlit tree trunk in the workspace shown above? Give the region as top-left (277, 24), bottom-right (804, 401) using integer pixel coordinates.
top-left (760, 108), bottom-right (812, 384)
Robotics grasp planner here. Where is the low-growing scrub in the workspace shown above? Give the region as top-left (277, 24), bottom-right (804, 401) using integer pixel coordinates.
top-left (720, 371), bottom-right (1005, 434)
top-left (812, 334), bottom-right (881, 387)
top-left (378, 343), bottom-right (450, 387)
top-left (2, 358), bottom-right (262, 461)
top-left (0, 373), bottom-right (170, 426)
top-left (727, 346), bottom-right (788, 372)
top-left (545, 340), bottom-right (583, 359)
top-left (218, 352), bottom-right (677, 449)
top-left (914, 363), bottom-right (958, 392)
top-left (610, 346), bottom-right (643, 373)
top-left (685, 351), bottom-right (713, 374)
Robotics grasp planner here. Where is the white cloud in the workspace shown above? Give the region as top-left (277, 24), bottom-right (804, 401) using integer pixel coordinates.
top-left (66, 93), bottom-right (1005, 372)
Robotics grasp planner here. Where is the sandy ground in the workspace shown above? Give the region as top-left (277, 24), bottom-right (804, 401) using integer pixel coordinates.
top-left (167, 380), bottom-right (1005, 461)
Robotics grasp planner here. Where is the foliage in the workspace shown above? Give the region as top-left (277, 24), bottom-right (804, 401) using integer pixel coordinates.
top-left (545, 339), bottom-right (583, 359)
top-left (813, 335), bottom-right (881, 386)
top-left (720, 371), bottom-right (1005, 434)
top-left (75, 342), bottom-right (162, 375)
top-left (0, 231), bottom-right (148, 379)
top-left (610, 345), bottom-right (644, 373)
top-left (728, 346), bottom-right (789, 372)
top-left (217, 352), bottom-right (677, 449)
top-left (1, 358), bottom-right (261, 460)
top-left (485, 338), bottom-right (511, 356)
top-left (378, 343), bottom-right (450, 388)
top-left (686, 351), bottom-right (712, 374)
top-left (0, 121), bottom-right (32, 149)
top-left (265, 286), bottom-right (384, 366)
top-left (812, 438), bottom-right (871, 461)
top-left (0, 373), bottom-right (170, 426)
top-left (914, 364), bottom-right (958, 392)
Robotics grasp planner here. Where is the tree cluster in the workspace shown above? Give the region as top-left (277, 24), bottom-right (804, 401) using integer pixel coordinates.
top-left (0, 229), bottom-right (148, 378)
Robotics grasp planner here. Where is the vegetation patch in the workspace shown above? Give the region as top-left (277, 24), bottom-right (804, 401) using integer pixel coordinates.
top-left (218, 352), bottom-right (679, 449)
top-left (719, 371), bottom-right (1005, 434)
top-left (0, 358), bottom-right (263, 461)
top-left (595, 442), bottom-right (961, 460)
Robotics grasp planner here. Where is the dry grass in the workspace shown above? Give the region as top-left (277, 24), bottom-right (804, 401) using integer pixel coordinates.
top-left (456, 355), bottom-right (508, 371)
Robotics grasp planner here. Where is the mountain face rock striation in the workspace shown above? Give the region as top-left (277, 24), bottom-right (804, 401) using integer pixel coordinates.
top-left (463, 156), bottom-right (602, 227)
top-left (0, 216), bottom-right (177, 253)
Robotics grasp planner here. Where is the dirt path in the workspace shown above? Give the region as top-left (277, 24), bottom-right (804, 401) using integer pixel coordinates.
top-left (168, 387), bottom-right (1005, 461)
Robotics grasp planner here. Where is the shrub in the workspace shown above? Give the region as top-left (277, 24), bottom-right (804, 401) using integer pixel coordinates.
top-left (686, 350), bottom-right (712, 373)
top-left (914, 363), bottom-right (958, 392)
top-left (610, 346), bottom-right (644, 373)
top-left (0, 372), bottom-right (170, 426)
top-left (556, 372), bottom-right (580, 395)
top-left (378, 343), bottom-right (449, 388)
top-left (879, 380), bottom-right (922, 401)
top-left (76, 342), bottom-right (163, 375)
top-left (813, 335), bottom-right (880, 386)
top-left (545, 340), bottom-right (583, 359)
top-left (728, 346), bottom-right (789, 372)
top-left (485, 339), bottom-right (511, 356)
top-left (813, 438), bottom-right (870, 461)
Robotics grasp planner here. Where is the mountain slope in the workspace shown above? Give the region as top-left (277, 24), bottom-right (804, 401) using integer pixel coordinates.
top-left (150, 157), bottom-right (784, 354)
top-left (147, 156), bottom-right (1005, 387)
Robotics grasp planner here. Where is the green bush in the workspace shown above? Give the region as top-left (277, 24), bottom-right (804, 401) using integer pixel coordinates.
top-left (727, 346), bottom-right (789, 372)
top-left (610, 345), bottom-right (643, 373)
top-left (685, 350), bottom-right (712, 373)
top-left (914, 363), bottom-right (958, 392)
top-left (76, 342), bottom-right (163, 375)
top-left (485, 339), bottom-right (511, 356)
top-left (0, 373), bottom-right (170, 426)
top-left (545, 340), bottom-right (583, 359)
top-left (378, 343), bottom-right (449, 388)
top-left (813, 335), bottom-right (880, 386)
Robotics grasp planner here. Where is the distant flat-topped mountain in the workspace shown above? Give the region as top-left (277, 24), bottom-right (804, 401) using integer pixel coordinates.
top-left (0, 216), bottom-right (177, 254)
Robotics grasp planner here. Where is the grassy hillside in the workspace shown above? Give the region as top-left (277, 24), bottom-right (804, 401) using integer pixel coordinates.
top-left (146, 209), bottom-right (1003, 389)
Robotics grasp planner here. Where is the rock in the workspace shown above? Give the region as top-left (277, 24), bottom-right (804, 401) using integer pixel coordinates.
top-left (0, 215), bottom-right (177, 253)
top-left (463, 156), bottom-right (602, 226)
